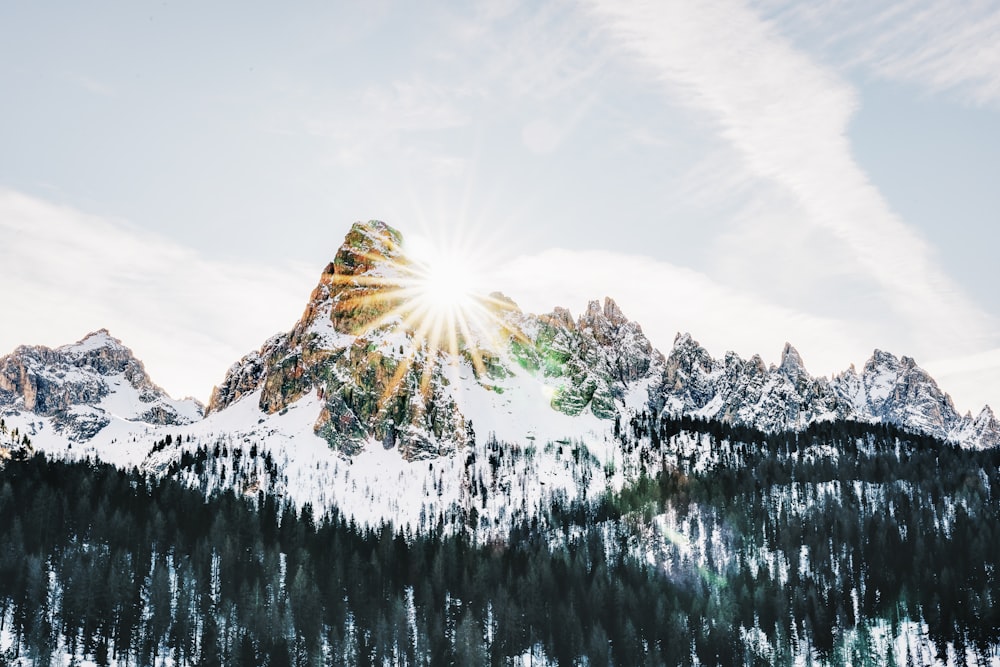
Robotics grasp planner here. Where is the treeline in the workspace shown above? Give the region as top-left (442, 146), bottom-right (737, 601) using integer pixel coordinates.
top-left (0, 455), bottom-right (752, 666)
top-left (2, 414), bottom-right (1000, 665)
top-left (611, 414), bottom-right (1000, 663)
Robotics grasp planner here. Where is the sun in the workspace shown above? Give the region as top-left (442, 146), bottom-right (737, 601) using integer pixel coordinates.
top-left (394, 239), bottom-right (503, 363)
top-left (411, 250), bottom-right (477, 315)
top-left (333, 230), bottom-right (524, 405)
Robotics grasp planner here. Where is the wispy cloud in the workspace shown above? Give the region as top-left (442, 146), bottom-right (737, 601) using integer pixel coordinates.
top-left (298, 78), bottom-right (478, 167)
top-left (0, 190), bottom-right (317, 401)
top-left (584, 0), bottom-right (995, 356)
top-left (285, 1), bottom-right (607, 168)
top-left (755, 0), bottom-right (1000, 108)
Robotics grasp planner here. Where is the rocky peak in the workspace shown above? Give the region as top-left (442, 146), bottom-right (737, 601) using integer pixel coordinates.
top-left (668, 333), bottom-right (713, 368)
top-left (657, 334), bottom-right (719, 413)
top-left (578, 296), bottom-right (627, 327)
top-left (0, 330), bottom-right (146, 415)
top-left (542, 306), bottom-right (576, 331)
top-left (603, 296), bottom-right (625, 323)
top-left (487, 292), bottom-right (522, 315)
top-left (866, 349), bottom-right (899, 372)
top-left (297, 220), bottom-right (407, 339)
top-left (978, 405), bottom-right (997, 424)
top-left (573, 297), bottom-right (656, 387)
top-left (973, 405), bottom-right (999, 437)
top-left (331, 220), bottom-right (405, 277)
top-left (206, 220), bottom-right (1000, 451)
top-left (954, 404), bottom-right (1000, 449)
top-left (67, 328), bottom-right (126, 352)
top-left (209, 221), bottom-right (477, 460)
top-left (578, 298), bottom-right (634, 345)
top-left (206, 333), bottom-right (289, 415)
top-left (0, 331), bottom-right (202, 437)
top-left (673, 331), bottom-right (694, 347)
top-left (779, 342), bottom-right (806, 378)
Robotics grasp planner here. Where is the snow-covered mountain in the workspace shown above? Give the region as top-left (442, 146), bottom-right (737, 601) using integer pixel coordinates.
top-left (656, 332), bottom-right (1000, 448)
top-left (0, 330), bottom-right (203, 444)
top-left (205, 220), bottom-right (996, 452)
top-left (2, 220), bottom-right (998, 532)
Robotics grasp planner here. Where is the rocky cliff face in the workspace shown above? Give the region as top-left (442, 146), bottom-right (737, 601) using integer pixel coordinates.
top-left (652, 333), bottom-right (999, 447)
top-left (0, 330), bottom-right (203, 441)
top-left (208, 222), bottom-right (474, 459)
top-left (204, 220), bottom-right (999, 454)
top-left (208, 221), bottom-right (668, 458)
top-left (8, 221), bottom-right (993, 454)
top-left (505, 297), bottom-right (662, 419)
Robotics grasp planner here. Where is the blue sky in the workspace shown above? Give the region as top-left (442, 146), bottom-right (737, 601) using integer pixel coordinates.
top-left (1, 0), bottom-right (999, 413)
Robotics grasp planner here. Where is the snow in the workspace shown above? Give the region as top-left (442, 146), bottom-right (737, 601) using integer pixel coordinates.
top-left (60, 329), bottom-right (124, 355)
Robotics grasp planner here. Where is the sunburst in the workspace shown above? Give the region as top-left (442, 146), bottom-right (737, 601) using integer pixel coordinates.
top-left (329, 231), bottom-right (524, 407)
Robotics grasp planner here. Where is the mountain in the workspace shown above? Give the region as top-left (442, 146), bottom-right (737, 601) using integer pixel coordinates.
top-left (2, 220), bottom-right (997, 532)
top-left (206, 220), bottom-right (996, 453)
top-left (656, 333), bottom-right (999, 448)
top-left (0, 330), bottom-right (202, 449)
top-left (7, 220), bottom-right (1000, 665)
top-left (207, 221), bottom-right (474, 460)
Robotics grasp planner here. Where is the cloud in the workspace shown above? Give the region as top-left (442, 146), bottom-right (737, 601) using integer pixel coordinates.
top-left (0, 190), bottom-right (317, 402)
top-left (755, 0), bottom-right (1000, 108)
top-left (298, 78), bottom-right (479, 167)
top-left (583, 0), bottom-right (994, 355)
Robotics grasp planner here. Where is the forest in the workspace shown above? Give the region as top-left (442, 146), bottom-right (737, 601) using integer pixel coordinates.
top-left (1, 416), bottom-right (999, 665)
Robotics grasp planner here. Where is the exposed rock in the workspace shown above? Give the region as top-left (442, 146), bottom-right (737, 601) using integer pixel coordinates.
top-left (213, 215), bottom-right (999, 450)
top-left (51, 408), bottom-right (111, 442)
top-left (0, 330), bottom-right (202, 441)
top-left (207, 221), bottom-right (470, 460)
top-left (651, 335), bottom-right (999, 447)
top-left (958, 406), bottom-right (1000, 449)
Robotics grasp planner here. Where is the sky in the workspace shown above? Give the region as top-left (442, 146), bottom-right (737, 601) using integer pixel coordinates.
top-left (1, 0), bottom-right (999, 414)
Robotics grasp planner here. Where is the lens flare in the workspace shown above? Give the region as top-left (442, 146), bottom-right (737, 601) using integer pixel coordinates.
top-left (329, 231), bottom-right (525, 408)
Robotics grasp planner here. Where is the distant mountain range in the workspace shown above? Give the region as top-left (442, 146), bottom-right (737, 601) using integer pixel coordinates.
top-left (1, 220), bottom-right (997, 531)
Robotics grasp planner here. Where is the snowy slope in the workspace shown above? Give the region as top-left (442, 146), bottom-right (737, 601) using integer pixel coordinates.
top-left (3, 219), bottom-right (998, 537)
top-left (0, 329), bottom-right (202, 451)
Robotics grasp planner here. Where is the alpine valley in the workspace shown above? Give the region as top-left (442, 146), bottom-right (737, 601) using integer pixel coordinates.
top-left (2, 221), bottom-right (1000, 666)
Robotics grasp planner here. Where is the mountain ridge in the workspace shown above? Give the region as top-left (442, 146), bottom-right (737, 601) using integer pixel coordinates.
top-left (0, 220), bottom-right (998, 536)
top-left (2, 220), bottom-right (996, 453)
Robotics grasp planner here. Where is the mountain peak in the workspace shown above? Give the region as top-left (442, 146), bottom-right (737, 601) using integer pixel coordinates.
top-left (0, 331), bottom-right (201, 428)
top-left (544, 306), bottom-right (576, 330)
top-left (779, 342), bottom-right (806, 376)
top-left (294, 221), bottom-right (411, 340)
top-left (579, 297), bottom-right (631, 333)
top-left (977, 404), bottom-right (997, 424)
top-left (869, 349), bottom-right (899, 367)
top-left (673, 331), bottom-right (696, 348)
top-left (960, 404), bottom-right (1000, 448)
top-left (64, 329), bottom-right (126, 354)
top-left (332, 220), bottom-right (405, 279)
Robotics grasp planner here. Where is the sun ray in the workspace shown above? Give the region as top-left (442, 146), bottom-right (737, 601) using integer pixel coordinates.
top-left (324, 227), bottom-right (539, 416)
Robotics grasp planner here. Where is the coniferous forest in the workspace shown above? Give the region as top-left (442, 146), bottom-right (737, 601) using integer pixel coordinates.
top-left (2, 418), bottom-right (1000, 665)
